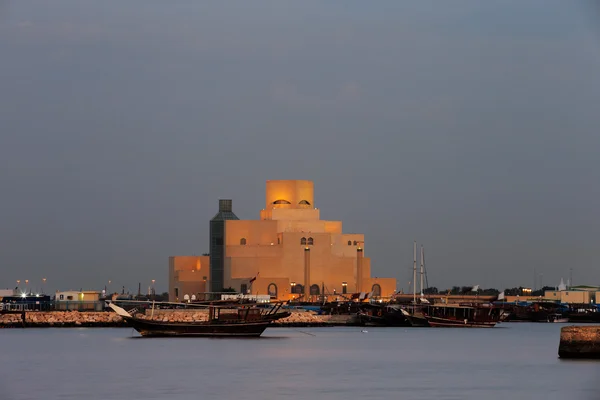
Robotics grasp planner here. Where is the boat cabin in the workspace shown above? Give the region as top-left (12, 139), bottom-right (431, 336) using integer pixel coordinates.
top-left (424, 304), bottom-right (500, 322)
top-left (208, 306), bottom-right (263, 322)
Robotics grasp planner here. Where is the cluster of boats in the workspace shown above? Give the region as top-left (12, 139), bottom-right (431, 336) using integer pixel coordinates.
top-left (108, 300), bottom-right (505, 337)
top-left (353, 302), bottom-right (502, 328)
top-left (497, 302), bottom-right (600, 323)
top-left (348, 300), bottom-right (600, 327)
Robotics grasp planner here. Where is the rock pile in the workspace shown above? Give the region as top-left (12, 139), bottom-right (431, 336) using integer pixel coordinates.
top-left (274, 311), bottom-right (332, 326)
top-left (0, 313), bottom-right (23, 327)
top-left (0, 311), bottom-right (125, 327)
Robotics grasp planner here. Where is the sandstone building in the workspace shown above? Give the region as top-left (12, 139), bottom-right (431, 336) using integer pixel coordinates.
top-left (169, 180), bottom-right (396, 301)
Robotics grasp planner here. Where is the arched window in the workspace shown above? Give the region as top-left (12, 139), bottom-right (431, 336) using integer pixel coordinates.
top-left (240, 238), bottom-right (247, 245)
top-left (310, 284), bottom-right (320, 296)
top-left (372, 284), bottom-right (382, 297)
top-left (300, 237), bottom-right (307, 245)
top-left (353, 240), bottom-right (358, 245)
top-left (347, 240), bottom-right (352, 246)
top-left (307, 237), bottom-right (314, 245)
top-left (267, 283), bottom-right (278, 298)
top-left (272, 199), bottom-right (291, 204)
top-left (292, 284), bottom-right (303, 294)
top-left (299, 200), bottom-right (311, 205)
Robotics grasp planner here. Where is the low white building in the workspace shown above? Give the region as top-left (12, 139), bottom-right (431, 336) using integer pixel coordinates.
top-left (55, 290), bottom-right (101, 302)
top-left (55, 290), bottom-right (102, 311)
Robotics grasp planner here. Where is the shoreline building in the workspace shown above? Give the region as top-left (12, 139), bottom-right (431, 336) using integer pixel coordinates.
top-left (169, 180), bottom-right (396, 302)
top-left (217, 180), bottom-right (396, 301)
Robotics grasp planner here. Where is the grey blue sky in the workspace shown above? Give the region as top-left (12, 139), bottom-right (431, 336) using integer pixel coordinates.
top-left (1, 0), bottom-right (599, 293)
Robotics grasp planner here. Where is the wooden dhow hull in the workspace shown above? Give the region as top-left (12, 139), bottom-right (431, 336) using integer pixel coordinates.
top-left (424, 316), bottom-right (497, 328)
top-left (109, 302), bottom-right (290, 338)
top-left (122, 316), bottom-right (276, 337)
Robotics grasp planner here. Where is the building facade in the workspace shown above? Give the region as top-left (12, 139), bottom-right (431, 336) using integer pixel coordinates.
top-left (54, 290), bottom-right (102, 311)
top-left (222, 180), bottom-right (396, 300)
top-left (168, 256), bottom-right (210, 302)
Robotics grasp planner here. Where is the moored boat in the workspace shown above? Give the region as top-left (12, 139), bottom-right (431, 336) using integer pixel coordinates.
top-left (109, 302), bottom-right (290, 337)
top-left (401, 306), bottom-right (430, 327)
top-left (398, 243), bottom-right (431, 327)
top-left (421, 303), bottom-right (501, 328)
top-left (567, 304), bottom-right (600, 323)
top-left (357, 303), bottom-right (411, 327)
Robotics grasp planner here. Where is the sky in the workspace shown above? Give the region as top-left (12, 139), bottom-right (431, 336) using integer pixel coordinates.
top-left (0, 0), bottom-right (599, 294)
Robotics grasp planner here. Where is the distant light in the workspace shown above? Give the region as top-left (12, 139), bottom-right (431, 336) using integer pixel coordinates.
top-left (36, 294), bottom-right (40, 297)
top-left (21, 293), bottom-right (26, 298)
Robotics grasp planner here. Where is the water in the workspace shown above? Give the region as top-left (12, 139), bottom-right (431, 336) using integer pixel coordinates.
top-left (1, 324), bottom-right (599, 400)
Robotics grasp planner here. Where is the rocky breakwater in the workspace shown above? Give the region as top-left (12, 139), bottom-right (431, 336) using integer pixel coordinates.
top-left (0, 311), bottom-right (126, 328)
top-left (559, 326), bottom-right (600, 359)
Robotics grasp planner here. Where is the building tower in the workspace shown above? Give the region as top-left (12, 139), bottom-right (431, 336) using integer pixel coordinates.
top-left (209, 199), bottom-right (239, 292)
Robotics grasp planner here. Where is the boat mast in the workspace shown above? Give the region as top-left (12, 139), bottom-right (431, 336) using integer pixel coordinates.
top-left (413, 241), bottom-right (417, 304)
top-left (420, 245), bottom-right (424, 297)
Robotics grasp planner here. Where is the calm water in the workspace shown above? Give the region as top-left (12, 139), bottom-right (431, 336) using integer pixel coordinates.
top-left (1, 324), bottom-right (599, 400)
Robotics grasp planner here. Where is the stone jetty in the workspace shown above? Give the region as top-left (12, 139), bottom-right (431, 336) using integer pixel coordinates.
top-left (0, 310), bottom-right (357, 328)
top-left (558, 326), bottom-right (600, 359)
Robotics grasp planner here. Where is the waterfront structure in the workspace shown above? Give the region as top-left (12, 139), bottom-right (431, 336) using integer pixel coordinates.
top-left (55, 290), bottom-right (102, 311)
top-left (501, 285), bottom-right (599, 304)
top-left (55, 291), bottom-right (101, 302)
top-left (220, 180), bottom-right (396, 301)
top-left (559, 326), bottom-right (600, 359)
top-left (544, 287), bottom-right (598, 304)
top-left (168, 256), bottom-right (210, 302)
top-left (169, 180), bottom-right (396, 302)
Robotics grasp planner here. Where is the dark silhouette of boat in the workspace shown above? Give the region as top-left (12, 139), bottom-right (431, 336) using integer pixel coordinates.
top-left (357, 303), bottom-right (411, 327)
top-left (421, 303), bottom-right (501, 327)
top-left (528, 302), bottom-right (568, 322)
top-left (109, 302), bottom-right (290, 337)
top-left (401, 305), bottom-right (430, 327)
top-left (567, 304), bottom-right (600, 323)
top-left (499, 302), bottom-right (568, 322)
